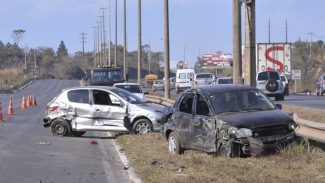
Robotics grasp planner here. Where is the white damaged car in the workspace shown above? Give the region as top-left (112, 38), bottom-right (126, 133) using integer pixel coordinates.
top-left (43, 86), bottom-right (163, 136)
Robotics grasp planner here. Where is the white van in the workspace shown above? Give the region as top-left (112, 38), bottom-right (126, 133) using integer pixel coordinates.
top-left (175, 69), bottom-right (195, 94)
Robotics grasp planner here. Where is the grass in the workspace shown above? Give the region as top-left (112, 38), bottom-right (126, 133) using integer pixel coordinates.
top-left (0, 68), bottom-right (25, 90)
top-left (117, 106), bottom-right (325, 182)
top-left (117, 133), bottom-right (325, 183)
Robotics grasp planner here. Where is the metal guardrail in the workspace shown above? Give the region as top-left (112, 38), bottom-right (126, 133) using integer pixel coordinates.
top-left (145, 95), bottom-right (325, 144)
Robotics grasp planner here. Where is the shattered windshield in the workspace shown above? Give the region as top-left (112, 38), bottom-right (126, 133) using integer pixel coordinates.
top-left (209, 89), bottom-right (275, 114)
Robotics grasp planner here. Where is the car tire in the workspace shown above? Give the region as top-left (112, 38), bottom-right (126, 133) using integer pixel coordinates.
top-left (217, 141), bottom-right (233, 158)
top-left (71, 131), bottom-right (86, 137)
top-left (51, 119), bottom-right (71, 136)
top-left (132, 119), bottom-right (153, 135)
top-left (265, 79), bottom-right (279, 92)
top-left (168, 132), bottom-right (183, 154)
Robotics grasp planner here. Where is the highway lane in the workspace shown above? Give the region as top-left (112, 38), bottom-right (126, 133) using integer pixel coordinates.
top-left (0, 80), bottom-right (130, 183)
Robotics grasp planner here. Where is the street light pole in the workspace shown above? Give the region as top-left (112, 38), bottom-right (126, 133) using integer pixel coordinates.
top-left (115, 0), bottom-right (118, 66)
top-left (123, 0), bottom-right (127, 80)
top-left (138, 0), bottom-right (142, 84)
top-left (108, 0), bottom-right (112, 66)
top-left (164, 0), bottom-right (170, 98)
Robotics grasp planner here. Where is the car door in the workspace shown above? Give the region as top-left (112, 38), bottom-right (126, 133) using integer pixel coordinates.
top-left (67, 89), bottom-right (94, 126)
top-left (191, 94), bottom-right (216, 152)
top-left (173, 91), bottom-right (195, 148)
top-left (91, 89), bottom-right (126, 128)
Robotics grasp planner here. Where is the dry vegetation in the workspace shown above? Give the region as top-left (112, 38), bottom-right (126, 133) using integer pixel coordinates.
top-left (117, 106), bottom-right (325, 183)
top-left (0, 68), bottom-right (24, 90)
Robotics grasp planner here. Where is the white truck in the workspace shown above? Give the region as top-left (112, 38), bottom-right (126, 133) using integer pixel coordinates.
top-left (256, 43), bottom-right (292, 75)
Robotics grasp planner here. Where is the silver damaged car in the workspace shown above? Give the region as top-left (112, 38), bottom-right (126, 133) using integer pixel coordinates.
top-left (43, 86), bottom-right (163, 136)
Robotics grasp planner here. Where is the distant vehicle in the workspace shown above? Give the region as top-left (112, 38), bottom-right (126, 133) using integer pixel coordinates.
top-left (280, 74), bottom-right (289, 96)
top-left (43, 86), bottom-right (163, 136)
top-left (175, 69), bottom-right (195, 94)
top-left (162, 85), bottom-right (298, 157)
top-left (256, 43), bottom-right (292, 75)
top-left (212, 76), bottom-right (233, 85)
top-left (316, 73), bottom-right (325, 96)
top-left (194, 73), bottom-right (215, 87)
top-left (113, 83), bottom-right (148, 100)
top-left (163, 77), bottom-right (176, 89)
top-left (84, 67), bottom-right (124, 86)
top-left (152, 80), bottom-right (164, 92)
top-left (256, 71), bottom-right (285, 101)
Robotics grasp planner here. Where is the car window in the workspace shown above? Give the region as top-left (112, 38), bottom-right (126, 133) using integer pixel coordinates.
top-left (179, 73), bottom-right (186, 79)
top-left (111, 88), bottom-right (144, 104)
top-left (115, 85), bottom-right (142, 93)
top-left (93, 90), bottom-right (112, 105)
top-left (218, 78), bottom-right (233, 84)
top-left (257, 72), bottom-right (268, 80)
top-left (196, 94), bottom-right (210, 116)
top-left (210, 90), bottom-right (275, 114)
top-left (187, 73), bottom-right (194, 79)
top-left (179, 93), bottom-right (195, 114)
top-left (269, 72), bottom-right (280, 80)
top-left (67, 89), bottom-right (89, 104)
top-left (196, 73), bottom-right (213, 79)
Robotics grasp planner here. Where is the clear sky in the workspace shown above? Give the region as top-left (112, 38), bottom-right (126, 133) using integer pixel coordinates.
top-left (1, 0), bottom-right (325, 68)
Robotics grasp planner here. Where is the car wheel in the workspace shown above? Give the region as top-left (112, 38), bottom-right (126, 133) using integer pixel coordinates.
top-left (217, 141), bottom-right (233, 158)
top-left (132, 119), bottom-right (153, 135)
top-left (51, 119), bottom-right (71, 136)
top-left (71, 131), bottom-right (86, 137)
top-left (168, 132), bottom-right (183, 154)
top-left (265, 79), bottom-right (279, 92)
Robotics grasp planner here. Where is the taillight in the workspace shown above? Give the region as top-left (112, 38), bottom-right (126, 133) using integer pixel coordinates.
top-left (46, 106), bottom-right (59, 112)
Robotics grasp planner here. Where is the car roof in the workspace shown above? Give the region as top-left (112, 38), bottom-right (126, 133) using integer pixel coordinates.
top-left (113, 82), bottom-right (140, 86)
top-left (62, 86), bottom-right (116, 92)
top-left (192, 84), bottom-right (255, 95)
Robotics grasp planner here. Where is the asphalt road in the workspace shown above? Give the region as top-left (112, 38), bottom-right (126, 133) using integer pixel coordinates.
top-left (0, 80), bottom-right (130, 183)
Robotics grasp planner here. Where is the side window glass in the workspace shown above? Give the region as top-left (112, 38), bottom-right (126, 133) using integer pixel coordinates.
top-left (67, 90), bottom-right (89, 104)
top-left (179, 93), bottom-right (194, 114)
top-left (109, 94), bottom-right (121, 105)
top-left (93, 90), bottom-right (112, 105)
top-left (196, 94), bottom-right (210, 116)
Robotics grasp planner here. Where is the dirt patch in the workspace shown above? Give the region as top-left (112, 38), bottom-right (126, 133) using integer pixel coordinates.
top-left (117, 133), bottom-right (325, 183)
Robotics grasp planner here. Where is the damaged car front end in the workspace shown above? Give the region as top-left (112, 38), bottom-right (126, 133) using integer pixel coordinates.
top-left (163, 85), bottom-right (299, 157)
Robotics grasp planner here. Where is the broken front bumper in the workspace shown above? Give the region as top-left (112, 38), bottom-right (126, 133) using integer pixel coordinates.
top-left (236, 131), bottom-right (297, 156)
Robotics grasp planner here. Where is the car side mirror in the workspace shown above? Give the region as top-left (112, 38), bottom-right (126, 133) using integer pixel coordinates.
top-left (275, 104), bottom-right (282, 110)
top-left (120, 101), bottom-right (125, 107)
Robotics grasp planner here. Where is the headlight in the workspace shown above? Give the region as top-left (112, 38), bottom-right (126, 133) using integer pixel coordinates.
top-left (235, 128), bottom-right (252, 138)
top-left (228, 126), bottom-right (238, 135)
top-left (288, 122), bottom-right (297, 130)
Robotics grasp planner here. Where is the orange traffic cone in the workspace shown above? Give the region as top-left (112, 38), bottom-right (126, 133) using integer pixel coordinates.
top-left (27, 95), bottom-right (31, 108)
top-left (21, 96), bottom-right (27, 110)
top-left (7, 98), bottom-right (14, 115)
top-left (33, 96), bottom-right (37, 107)
top-left (0, 102), bottom-right (4, 121)
top-left (29, 95), bottom-right (33, 107)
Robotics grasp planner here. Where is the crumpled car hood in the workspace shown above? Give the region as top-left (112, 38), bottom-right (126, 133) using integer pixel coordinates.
top-left (218, 110), bottom-right (292, 129)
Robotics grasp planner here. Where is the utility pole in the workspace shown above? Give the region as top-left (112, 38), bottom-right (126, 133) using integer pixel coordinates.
top-left (24, 51), bottom-right (27, 79)
top-left (285, 19), bottom-right (288, 43)
top-left (115, 0), bottom-right (118, 66)
top-left (164, 0), bottom-right (170, 98)
top-left (93, 26), bottom-right (98, 67)
top-left (138, 0), bottom-right (142, 84)
top-left (148, 38), bottom-right (151, 74)
top-left (98, 16), bottom-right (103, 66)
top-left (123, 0), bottom-right (127, 80)
top-left (244, 0), bottom-right (256, 86)
top-left (308, 32), bottom-right (314, 55)
top-left (108, 0), bottom-right (112, 66)
top-left (232, 0), bottom-right (242, 84)
top-left (96, 21), bottom-right (100, 67)
top-left (100, 8), bottom-right (107, 67)
top-left (33, 50), bottom-right (37, 78)
top-left (268, 18), bottom-right (271, 43)
top-left (80, 31), bottom-right (86, 63)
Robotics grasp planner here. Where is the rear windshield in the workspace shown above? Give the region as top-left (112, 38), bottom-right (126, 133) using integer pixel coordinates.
top-left (257, 72), bottom-right (279, 80)
top-left (196, 73), bottom-right (213, 79)
top-left (217, 78), bottom-right (233, 84)
top-left (115, 85), bottom-right (142, 93)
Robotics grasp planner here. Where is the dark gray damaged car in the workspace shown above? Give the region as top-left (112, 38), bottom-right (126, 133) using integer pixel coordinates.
top-left (162, 84), bottom-right (299, 157)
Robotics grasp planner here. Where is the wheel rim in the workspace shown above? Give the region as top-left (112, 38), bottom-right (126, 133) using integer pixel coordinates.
top-left (135, 122), bottom-right (151, 134)
top-left (55, 124), bottom-right (65, 135)
top-left (168, 136), bottom-right (177, 154)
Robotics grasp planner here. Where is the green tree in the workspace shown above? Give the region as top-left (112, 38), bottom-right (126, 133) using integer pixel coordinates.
top-left (57, 41), bottom-right (68, 59)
